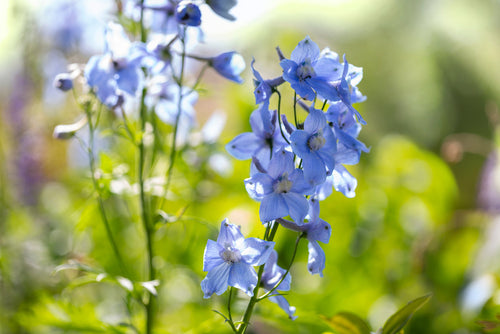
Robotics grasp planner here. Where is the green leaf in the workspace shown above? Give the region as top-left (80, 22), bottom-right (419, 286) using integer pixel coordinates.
top-left (381, 294), bottom-right (432, 334)
top-left (321, 312), bottom-right (372, 334)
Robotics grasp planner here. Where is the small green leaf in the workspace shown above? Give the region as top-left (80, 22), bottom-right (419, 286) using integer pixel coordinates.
top-left (321, 312), bottom-right (372, 334)
top-left (381, 294), bottom-right (432, 334)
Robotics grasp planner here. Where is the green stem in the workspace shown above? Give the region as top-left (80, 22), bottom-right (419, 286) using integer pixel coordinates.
top-left (275, 90), bottom-right (291, 145)
top-left (84, 105), bottom-right (127, 276)
top-left (293, 92), bottom-right (298, 128)
top-left (159, 29), bottom-right (187, 210)
top-left (236, 223), bottom-right (278, 334)
top-left (227, 288), bottom-right (237, 332)
top-left (258, 233), bottom-right (302, 301)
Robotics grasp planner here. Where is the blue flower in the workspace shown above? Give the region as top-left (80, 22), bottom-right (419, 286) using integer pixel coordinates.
top-left (53, 73), bottom-right (73, 91)
top-left (85, 22), bottom-right (144, 108)
top-left (277, 199), bottom-right (331, 276)
top-left (291, 108), bottom-right (337, 186)
top-left (206, 0), bottom-right (237, 21)
top-left (261, 250), bottom-right (297, 320)
top-left (245, 150), bottom-right (313, 223)
top-left (201, 219), bottom-right (275, 298)
top-left (210, 52), bottom-right (245, 83)
top-left (333, 56), bottom-right (366, 124)
top-left (251, 59), bottom-right (272, 104)
top-left (280, 36), bottom-right (343, 101)
top-left (226, 103), bottom-right (288, 167)
top-left (175, 3), bottom-right (202, 26)
top-left (147, 77), bottom-right (198, 144)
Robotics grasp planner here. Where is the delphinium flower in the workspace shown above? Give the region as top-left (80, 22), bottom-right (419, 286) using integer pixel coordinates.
top-left (226, 103), bottom-right (288, 169)
top-left (84, 22), bottom-right (145, 109)
top-left (245, 149), bottom-right (313, 223)
top-left (290, 107), bottom-right (337, 186)
top-left (209, 52), bottom-right (245, 83)
top-left (280, 36), bottom-right (344, 102)
top-left (201, 219), bottom-right (275, 297)
top-left (206, 0), bottom-right (238, 21)
top-left (261, 250), bottom-right (297, 320)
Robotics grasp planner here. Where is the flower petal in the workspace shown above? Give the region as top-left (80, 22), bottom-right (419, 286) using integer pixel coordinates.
top-left (282, 192), bottom-right (309, 223)
top-left (228, 262), bottom-right (258, 296)
top-left (260, 193), bottom-right (288, 223)
top-left (203, 239), bottom-right (224, 272)
top-left (201, 262), bottom-right (231, 298)
top-left (307, 241), bottom-right (326, 277)
top-left (217, 219), bottom-right (244, 246)
top-left (269, 295), bottom-right (297, 320)
top-left (290, 36), bottom-right (320, 63)
top-left (226, 132), bottom-right (262, 160)
top-left (240, 238), bottom-right (274, 266)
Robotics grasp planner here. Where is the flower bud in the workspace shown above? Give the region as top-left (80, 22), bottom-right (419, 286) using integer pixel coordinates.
top-left (53, 73), bottom-right (73, 92)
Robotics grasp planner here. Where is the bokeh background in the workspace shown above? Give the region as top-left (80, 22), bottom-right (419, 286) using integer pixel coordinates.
top-left (1, 0), bottom-right (500, 333)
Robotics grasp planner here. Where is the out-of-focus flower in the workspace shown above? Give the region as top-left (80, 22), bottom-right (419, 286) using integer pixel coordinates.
top-left (175, 3), bottom-right (202, 26)
top-left (206, 0), bottom-right (237, 21)
top-left (209, 52), bottom-right (245, 83)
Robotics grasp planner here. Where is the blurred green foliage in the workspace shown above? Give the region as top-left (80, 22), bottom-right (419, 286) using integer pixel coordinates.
top-left (1, 0), bottom-right (500, 333)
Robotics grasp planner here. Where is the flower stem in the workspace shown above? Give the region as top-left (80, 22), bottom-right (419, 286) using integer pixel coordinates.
top-left (275, 90), bottom-right (290, 145)
top-left (84, 104), bottom-right (127, 276)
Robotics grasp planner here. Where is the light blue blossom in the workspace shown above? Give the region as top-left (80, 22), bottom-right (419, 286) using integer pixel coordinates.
top-left (277, 199), bottom-right (331, 276)
top-left (85, 22), bottom-right (144, 108)
top-left (53, 73), bottom-right (73, 91)
top-left (175, 3), bottom-right (202, 26)
top-left (226, 103), bottom-right (288, 168)
top-left (291, 108), bottom-right (337, 186)
top-left (210, 52), bottom-right (245, 83)
top-left (280, 36), bottom-right (343, 101)
top-left (261, 250), bottom-right (297, 320)
top-left (201, 219), bottom-right (275, 297)
top-left (245, 150), bottom-right (313, 223)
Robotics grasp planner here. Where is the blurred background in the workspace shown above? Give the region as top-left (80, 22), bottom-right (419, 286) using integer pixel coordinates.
top-left (1, 0), bottom-right (500, 333)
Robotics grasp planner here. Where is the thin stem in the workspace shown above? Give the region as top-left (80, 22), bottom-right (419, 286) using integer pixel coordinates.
top-left (321, 99), bottom-right (328, 111)
top-left (159, 28), bottom-right (187, 210)
top-left (227, 288), bottom-right (237, 332)
top-left (275, 90), bottom-right (290, 145)
top-left (236, 223), bottom-right (278, 334)
top-left (293, 92), bottom-right (298, 128)
top-left (258, 233), bottom-right (302, 301)
top-left (84, 105), bottom-right (127, 276)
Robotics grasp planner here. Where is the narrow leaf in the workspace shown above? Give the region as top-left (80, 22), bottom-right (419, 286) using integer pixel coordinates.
top-left (321, 312), bottom-right (371, 334)
top-left (381, 294), bottom-right (431, 334)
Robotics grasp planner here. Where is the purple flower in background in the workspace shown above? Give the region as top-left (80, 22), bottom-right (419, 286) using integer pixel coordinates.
top-left (210, 52), bottom-right (245, 83)
top-left (201, 219), bottom-right (275, 297)
top-left (85, 22), bottom-right (144, 108)
top-left (261, 250), bottom-right (297, 320)
top-left (175, 3), bottom-right (202, 26)
top-left (280, 36), bottom-right (343, 101)
top-left (206, 0), bottom-right (237, 21)
top-left (291, 108), bottom-right (337, 185)
top-left (245, 150), bottom-right (313, 223)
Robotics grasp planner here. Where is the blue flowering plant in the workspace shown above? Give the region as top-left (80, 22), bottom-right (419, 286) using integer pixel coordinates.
top-left (202, 36), bottom-right (368, 332)
top-left (52, 0), bottom-right (244, 333)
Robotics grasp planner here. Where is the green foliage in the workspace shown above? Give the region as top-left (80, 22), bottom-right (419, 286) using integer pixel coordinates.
top-left (380, 294), bottom-right (431, 334)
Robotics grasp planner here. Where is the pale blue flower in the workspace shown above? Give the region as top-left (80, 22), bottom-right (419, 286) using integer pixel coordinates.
top-left (245, 149), bottom-right (313, 223)
top-left (206, 0), bottom-right (237, 21)
top-left (201, 219), bottom-right (275, 297)
top-left (210, 52), bottom-right (245, 83)
top-left (261, 250), bottom-right (297, 320)
top-left (290, 108), bottom-right (337, 186)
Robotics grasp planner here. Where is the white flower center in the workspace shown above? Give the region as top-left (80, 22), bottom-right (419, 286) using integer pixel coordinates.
top-left (308, 132), bottom-right (326, 151)
top-left (296, 58), bottom-right (315, 81)
top-left (273, 172), bottom-right (293, 193)
top-left (221, 247), bottom-right (241, 264)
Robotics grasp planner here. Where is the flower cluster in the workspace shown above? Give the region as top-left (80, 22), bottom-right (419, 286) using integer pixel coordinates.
top-left (202, 36), bottom-right (367, 322)
top-left (54, 0), bottom-right (244, 139)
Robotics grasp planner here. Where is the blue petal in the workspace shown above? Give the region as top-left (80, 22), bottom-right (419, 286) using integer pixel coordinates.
top-left (245, 173), bottom-right (274, 201)
top-left (313, 175), bottom-right (333, 201)
top-left (290, 130), bottom-right (311, 158)
top-left (203, 239), bottom-right (225, 272)
top-left (314, 57), bottom-right (343, 81)
top-left (217, 219), bottom-right (244, 246)
top-left (211, 52), bottom-right (245, 83)
top-left (228, 262), bottom-right (257, 296)
top-left (260, 193), bottom-right (288, 222)
top-left (267, 149), bottom-right (294, 179)
top-left (262, 250), bottom-right (291, 291)
top-left (288, 169), bottom-right (314, 195)
top-left (116, 65), bottom-right (141, 95)
top-left (307, 77), bottom-right (338, 102)
top-left (201, 261), bottom-right (231, 298)
top-left (306, 218), bottom-right (331, 244)
top-left (290, 36), bottom-right (320, 63)
top-left (304, 108), bottom-right (327, 134)
top-left (282, 192), bottom-right (309, 223)
top-left (269, 295), bottom-right (297, 320)
top-left (240, 238), bottom-right (274, 266)
top-left (307, 241), bottom-right (326, 277)
top-left (226, 132), bottom-right (262, 160)
top-left (302, 153), bottom-right (327, 185)
top-left (332, 165), bottom-right (357, 198)
top-left (206, 0), bottom-right (237, 21)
